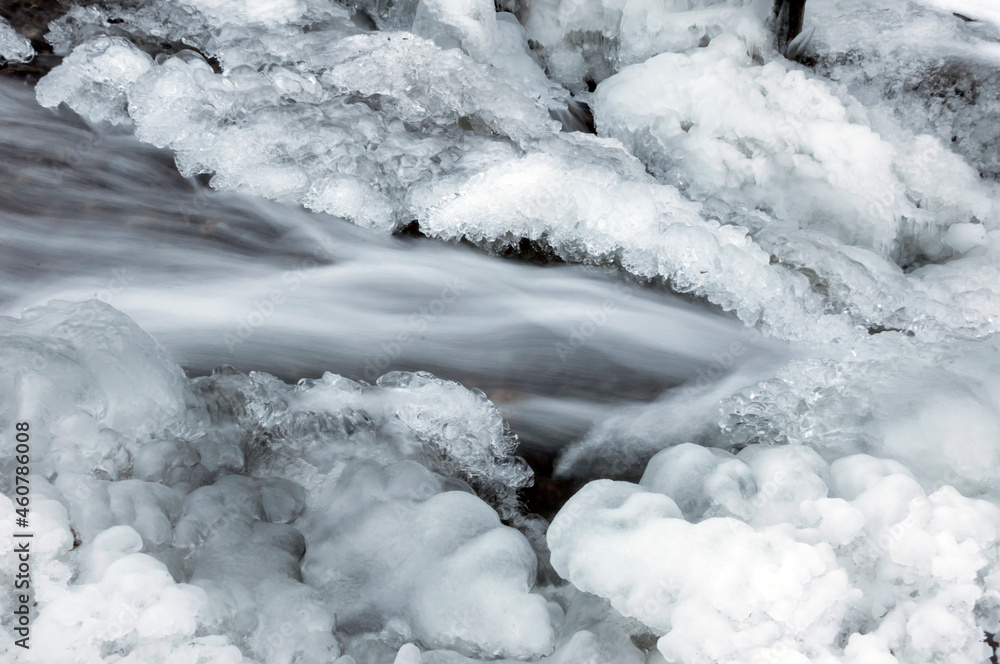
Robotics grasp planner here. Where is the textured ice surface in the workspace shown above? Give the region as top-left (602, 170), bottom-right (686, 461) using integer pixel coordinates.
top-left (36, 37), bottom-right (153, 126)
top-left (521, 0), bottom-right (772, 91)
top-left (550, 446), bottom-right (1000, 663)
top-left (0, 302), bottom-right (545, 663)
top-left (594, 34), bottom-right (995, 262)
top-left (301, 461), bottom-right (554, 659)
top-left (0, 16), bottom-right (34, 64)
top-left (806, 0), bottom-right (1000, 179)
top-left (33, 0), bottom-right (1000, 347)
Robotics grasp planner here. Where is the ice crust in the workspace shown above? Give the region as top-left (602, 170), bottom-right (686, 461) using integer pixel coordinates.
top-left (32, 0), bottom-right (1000, 346)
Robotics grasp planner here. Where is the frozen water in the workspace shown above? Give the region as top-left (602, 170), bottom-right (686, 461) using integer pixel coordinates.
top-left (31, 0), bottom-right (1000, 346)
top-left (0, 16), bottom-right (33, 64)
top-left (806, 0), bottom-right (1000, 178)
top-left (301, 460), bottom-right (554, 659)
top-left (0, 301), bottom-right (548, 662)
top-left (550, 447), bottom-right (1000, 663)
top-left (593, 34), bottom-right (995, 262)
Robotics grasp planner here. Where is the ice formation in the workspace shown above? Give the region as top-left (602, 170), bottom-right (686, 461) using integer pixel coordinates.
top-left (550, 445), bottom-right (1000, 663)
top-left (30, 0), bottom-right (1000, 346)
top-left (0, 16), bottom-right (33, 64)
top-left (0, 301), bottom-right (550, 662)
top-left (5, 0), bottom-right (1000, 660)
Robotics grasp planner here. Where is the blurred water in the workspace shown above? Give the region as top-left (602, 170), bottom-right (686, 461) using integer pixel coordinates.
top-left (0, 78), bottom-right (787, 465)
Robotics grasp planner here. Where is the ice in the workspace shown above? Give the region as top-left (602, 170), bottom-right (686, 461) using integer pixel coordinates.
top-left (35, 37), bottom-right (153, 126)
top-left (593, 34), bottom-right (995, 262)
top-left (805, 0), bottom-right (1000, 178)
top-left (36, 32), bottom-right (558, 230)
top-left (550, 445), bottom-right (1000, 663)
top-left (33, 2), bottom-right (1000, 348)
top-left (0, 16), bottom-right (34, 64)
top-left (411, 0), bottom-right (559, 103)
top-left (0, 300), bottom-right (549, 662)
top-left (175, 476), bottom-right (338, 664)
top-left (186, 368), bottom-right (534, 515)
top-left (301, 460), bottom-right (555, 660)
top-left (13, 0), bottom-right (1000, 659)
top-left (30, 527), bottom-right (226, 664)
top-left (410, 140), bottom-right (858, 343)
top-left (521, 0), bottom-right (772, 91)
top-left (0, 300), bottom-right (189, 484)
top-left (547, 478), bottom-right (859, 663)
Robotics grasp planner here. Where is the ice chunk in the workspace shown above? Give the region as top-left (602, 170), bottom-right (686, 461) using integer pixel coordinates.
top-left (175, 475), bottom-right (339, 664)
top-left (38, 33), bottom-right (556, 229)
top-left (522, 0), bottom-right (772, 91)
top-left (411, 0), bottom-right (559, 104)
top-left (807, 0), bottom-right (1000, 178)
top-left (640, 443), bottom-right (756, 521)
top-left (0, 16), bottom-right (34, 64)
top-left (547, 479), bottom-right (857, 663)
top-left (187, 368), bottom-right (534, 515)
top-left (36, 37), bottom-right (153, 126)
top-left (552, 444), bottom-right (1000, 663)
top-left (302, 461), bottom-right (555, 659)
top-left (594, 35), bottom-right (992, 261)
top-left (178, 0), bottom-right (310, 27)
top-left (0, 300), bottom-right (189, 480)
top-left (411, 140), bottom-right (857, 343)
top-left (717, 336), bottom-right (1000, 496)
top-left (30, 525), bottom-right (217, 664)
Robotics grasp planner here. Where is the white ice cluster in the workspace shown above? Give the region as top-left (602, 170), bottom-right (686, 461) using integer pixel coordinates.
top-left (594, 34), bottom-right (993, 261)
top-left (31, 0), bottom-right (1000, 346)
top-left (803, 0), bottom-right (1000, 179)
top-left (0, 17), bottom-right (33, 65)
top-left (521, 0), bottom-right (773, 90)
top-left (550, 443), bottom-right (1000, 663)
top-left (0, 301), bottom-right (560, 663)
